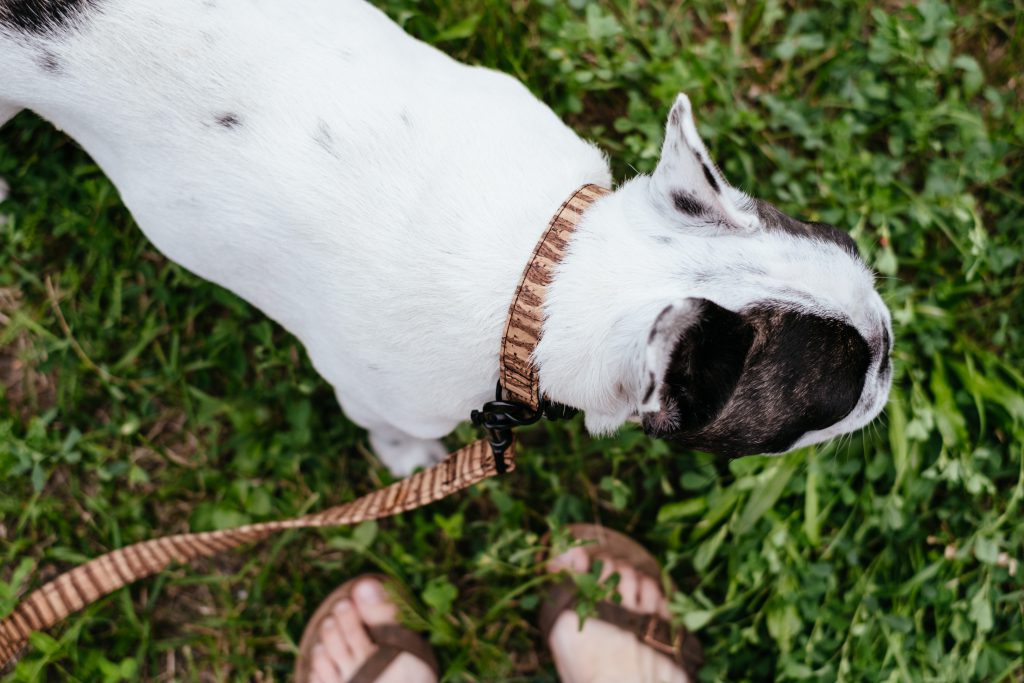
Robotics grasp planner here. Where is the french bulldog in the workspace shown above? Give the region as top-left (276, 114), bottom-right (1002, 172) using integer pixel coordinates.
top-left (0, 0), bottom-right (892, 474)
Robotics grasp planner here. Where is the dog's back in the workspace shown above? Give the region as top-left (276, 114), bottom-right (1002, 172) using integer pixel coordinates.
top-left (0, 0), bottom-right (610, 442)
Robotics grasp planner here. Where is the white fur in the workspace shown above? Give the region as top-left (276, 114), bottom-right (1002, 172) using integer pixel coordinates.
top-left (1, 1), bottom-right (890, 473)
top-left (0, 99), bottom-right (18, 128)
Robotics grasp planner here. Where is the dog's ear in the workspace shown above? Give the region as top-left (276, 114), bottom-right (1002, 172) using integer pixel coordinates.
top-left (651, 94), bottom-right (759, 230)
top-left (579, 298), bottom-right (755, 436)
top-left (582, 298), bottom-right (707, 435)
top-left (638, 297), bottom-right (755, 428)
top-left (637, 300), bottom-right (707, 414)
top-left (642, 303), bottom-right (872, 458)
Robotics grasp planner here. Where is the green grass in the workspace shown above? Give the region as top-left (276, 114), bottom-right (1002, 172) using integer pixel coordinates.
top-left (1, 0), bottom-right (1022, 680)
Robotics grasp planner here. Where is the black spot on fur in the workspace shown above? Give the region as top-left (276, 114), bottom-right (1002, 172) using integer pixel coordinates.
top-left (38, 49), bottom-right (60, 72)
top-left (0, 0), bottom-right (98, 34)
top-left (215, 113), bottom-right (241, 129)
top-left (653, 235), bottom-right (672, 244)
top-left (692, 272), bottom-right (712, 285)
top-left (754, 199), bottom-right (860, 258)
top-left (702, 164), bottom-right (720, 193)
top-left (400, 111), bottom-right (412, 128)
top-left (878, 348), bottom-right (891, 376)
top-left (314, 121), bottom-right (332, 144)
top-left (313, 119), bottom-right (342, 160)
top-left (671, 191), bottom-right (710, 217)
top-left (669, 107), bottom-right (681, 127)
top-left (648, 304), bottom-right (675, 344)
top-left (877, 327), bottom-right (892, 375)
top-left (643, 301), bottom-right (870, 458)
top-left (642, 374), bottom-right (656, 403)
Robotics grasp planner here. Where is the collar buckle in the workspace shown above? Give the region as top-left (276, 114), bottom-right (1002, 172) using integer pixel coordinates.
top-left (470, 383), bottom-right (577, 474)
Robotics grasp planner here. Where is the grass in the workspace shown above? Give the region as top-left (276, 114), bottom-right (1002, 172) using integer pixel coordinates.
top-left (1, 0), bottom-right (1022, 680)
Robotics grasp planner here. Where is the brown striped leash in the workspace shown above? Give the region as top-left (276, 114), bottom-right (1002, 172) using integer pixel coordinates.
top-left (0, 183), bottom-right (610, 670)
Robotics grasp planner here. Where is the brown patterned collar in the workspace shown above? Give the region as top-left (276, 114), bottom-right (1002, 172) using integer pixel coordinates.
top-left (471, 184), bottom-right (611, 470)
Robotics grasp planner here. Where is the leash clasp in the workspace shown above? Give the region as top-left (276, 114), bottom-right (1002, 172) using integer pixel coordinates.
top-left (470, 383), bottom-right (578, 474)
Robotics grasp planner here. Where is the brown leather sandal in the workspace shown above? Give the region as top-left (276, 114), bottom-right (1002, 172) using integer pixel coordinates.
top-left (539, 524), bottom-right (704, 680)
top-left (295, 574), bottom-right (439, 683)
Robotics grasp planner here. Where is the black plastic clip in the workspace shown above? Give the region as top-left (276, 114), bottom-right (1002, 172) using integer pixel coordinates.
top-left (470, 383), bottom-right (578, 474)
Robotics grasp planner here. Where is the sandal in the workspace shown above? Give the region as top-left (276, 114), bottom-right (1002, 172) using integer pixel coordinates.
top-left (296, 574), bottom-right (439, 683)
top-left (539, 523), bottom-right (704, 680)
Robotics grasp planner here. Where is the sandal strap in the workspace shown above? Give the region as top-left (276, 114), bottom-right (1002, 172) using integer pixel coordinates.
top-left (540, 585), bottom-right (703, 677)
top-left (348, 624), bottom-right (439, 683)
top-left (538, 525), bottom-right (704, 679)
top-left (594, 602), bottom-right (704, 676)
top-left (538, 578), bottom-right (579, 644)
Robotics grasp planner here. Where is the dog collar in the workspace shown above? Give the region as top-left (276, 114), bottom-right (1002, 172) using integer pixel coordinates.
top-left (471, 184), bottom-right (611, 470)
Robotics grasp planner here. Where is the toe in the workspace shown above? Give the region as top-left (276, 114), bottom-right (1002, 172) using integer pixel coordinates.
top-left (657, 590), bottom-right (672, 620)
top-left (333, 599), bottom-right (375, 661)
top-left (637, 574), bottom-right (663, 615)
top-left (596, 555), bottom-right (619, 586)
top-left (319, 616), bottom-right (357, 679)
top-left (616, 562), bottom-right (640, 610)
top-left (546, 546), bottom-right (589, 574)
top-left (353, 578), bottom-right (400, 626)
top-left (311, 644), bottom-right (338, 683)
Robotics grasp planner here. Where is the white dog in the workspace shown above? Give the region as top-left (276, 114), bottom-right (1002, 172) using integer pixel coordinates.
top-left (0, 0), bottom-right (892, 474)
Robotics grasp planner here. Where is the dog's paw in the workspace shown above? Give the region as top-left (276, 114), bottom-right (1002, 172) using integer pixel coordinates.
top-left (368, 429), bottom-right (447, 477)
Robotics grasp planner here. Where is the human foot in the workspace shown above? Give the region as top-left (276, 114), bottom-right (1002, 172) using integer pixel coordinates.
top-left (297, 576), bottom-right (438, 683)
top-left (542, 525), bottom-right (703, 683)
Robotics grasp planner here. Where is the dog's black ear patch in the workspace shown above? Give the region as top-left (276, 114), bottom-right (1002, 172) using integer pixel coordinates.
top-left (0, 0), bottom-right (99, 35)
top-left (38, 48), bottom-right (61, 71)
top-left (672, 191), bottom-right (710, 217)
top-left (701, 164), bottom-right (720, 193)
top-left (215, 113), bottom-right (242, 129)
top-left (754, 199), bottom-right (859, 258)
top-left (645, 304), bottom-right (870, 457)
top-left (660, 300), bottom-right (754, 433)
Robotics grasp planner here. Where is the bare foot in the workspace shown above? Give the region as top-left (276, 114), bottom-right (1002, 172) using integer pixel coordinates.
top-left (546, 546), bottom-right (691, 683)
top-left (308, 579), bottom-right (437, 683)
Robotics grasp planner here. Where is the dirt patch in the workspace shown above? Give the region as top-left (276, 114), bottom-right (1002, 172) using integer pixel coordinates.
top-left (0, 287), bottom-right (58, 420)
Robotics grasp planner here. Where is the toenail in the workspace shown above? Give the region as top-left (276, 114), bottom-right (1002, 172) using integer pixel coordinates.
top-left (354, 580), bottom-right (386, 604)
top-left (334, 599), bottom-right (353, 614)
top-left (322, 616), bottom-right (336, 631)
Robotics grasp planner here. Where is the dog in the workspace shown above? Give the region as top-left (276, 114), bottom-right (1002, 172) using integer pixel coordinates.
top-left (1, 0), bottom-right (892, 475)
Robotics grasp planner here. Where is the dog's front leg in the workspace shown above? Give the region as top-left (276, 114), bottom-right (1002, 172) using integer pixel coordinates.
top-left (367, 426), bottom-right (448, 477)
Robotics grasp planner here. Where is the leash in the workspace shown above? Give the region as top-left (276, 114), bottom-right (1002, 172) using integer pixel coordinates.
top-left (0, 183), bottom-right (610, 669)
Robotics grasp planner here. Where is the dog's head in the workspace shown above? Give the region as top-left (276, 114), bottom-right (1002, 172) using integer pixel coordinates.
top-left (638, 95), bottom-right (892, 456)
top-left (541, 94), bottom-right (892, 457)
top-left (640, 296), bottom-right (889, 456)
